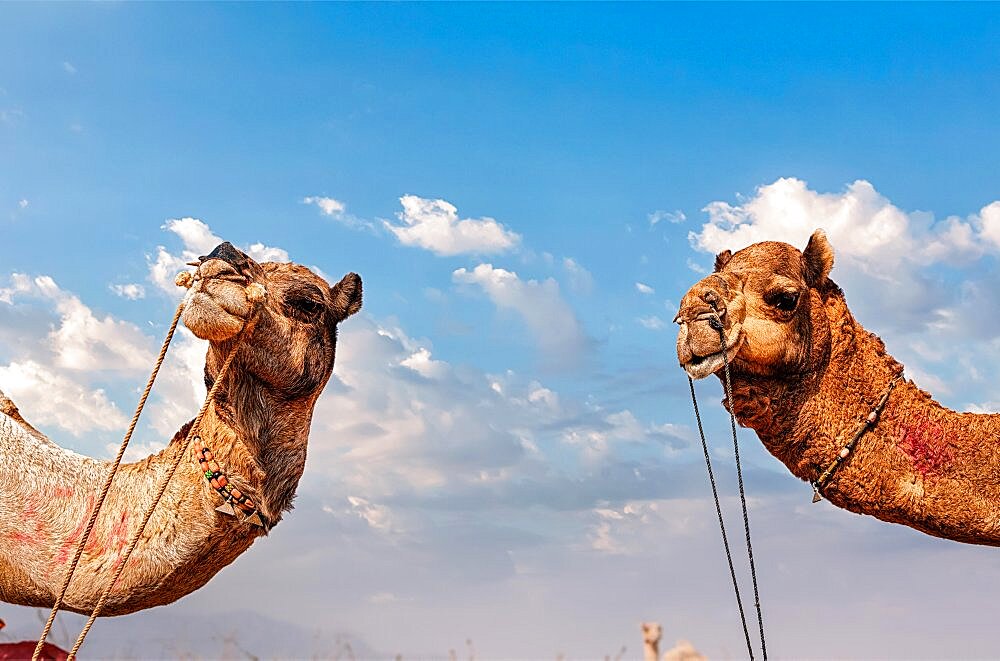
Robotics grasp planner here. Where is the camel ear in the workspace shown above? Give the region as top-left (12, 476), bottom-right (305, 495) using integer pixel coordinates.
top-left (330, 272), bottom-right (362, 322)
top-left (802, 229), bottom-right (834, 286)
top-left (714, 250), bottom-right (732, 272)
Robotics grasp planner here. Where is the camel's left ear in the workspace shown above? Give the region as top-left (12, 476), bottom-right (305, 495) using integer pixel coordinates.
top-left (802, 229), bottom-right (834, 286)
top-left (714, 250), bottom-right (733, 272)
top-left (330, 272), bottom-right (363, 322)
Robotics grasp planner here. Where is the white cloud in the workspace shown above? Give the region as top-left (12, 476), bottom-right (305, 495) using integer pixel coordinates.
top-left (148, 217), bottom-right (288, 294)
top-left (0, 108), bottom-right (25, 125)
top-left (4, 274), bottom-right (154, 372)
top-left (562, 257), bottom-right (594, 294)
top-left (399, 347), bottom-right (448, 379)
top-left (635, 282), bottom-right (655, 295)
top-left (0, 360), bottom-right (127, 435)
top-left (110, 283), bottom-right (146, 300)
top-left (561, 409), bottom-right (691, 463)
top-left (385, 195), bottom-right (521, 256)
top-left (246, 242), bottom-right (289, 263)
top-left (637, 316), bottom-right (666, 331)
top-left (648, 209), bottom-right (686, 226)
top-left (691, 178), bottom-right (1000, 272)
top-left (62, 61), bottom-right (77, 75)
top-left (17, 199), bottom-right (28, 209)
top-left (303, 195), bottom-right (346, 217)
top-left (685, 258), bottom-right (709, 275)
top-left (452, 264), bottom-right (587, 366)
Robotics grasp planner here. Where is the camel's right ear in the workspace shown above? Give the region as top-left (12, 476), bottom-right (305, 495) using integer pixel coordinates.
top-left (714, 250), bottom-right (732, 272)
top-left (802, 229), bottom-right (834, 286)
top-left (330, 272), bottom-right (363, 323)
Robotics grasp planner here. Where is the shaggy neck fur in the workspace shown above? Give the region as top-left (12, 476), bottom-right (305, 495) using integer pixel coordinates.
top-left (0, 359), bottom-right (319, 616)
top-left (726, 287), bottom-right (1000, 546)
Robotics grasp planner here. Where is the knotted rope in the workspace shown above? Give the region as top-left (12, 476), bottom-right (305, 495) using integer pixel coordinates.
top-left (686, 316), bottom-right (767, 660)
top-left (34, 276), bottom-right (265, 661)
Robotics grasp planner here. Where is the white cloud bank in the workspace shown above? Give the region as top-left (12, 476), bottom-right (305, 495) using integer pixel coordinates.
top-left (691, 177), bottom-right (1000, 273)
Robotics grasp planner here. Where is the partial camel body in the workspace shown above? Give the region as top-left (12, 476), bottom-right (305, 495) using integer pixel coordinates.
top-left (676, 231), bottom-right (1000, 546)
top-left (0, 242), bottom-right (362, 614)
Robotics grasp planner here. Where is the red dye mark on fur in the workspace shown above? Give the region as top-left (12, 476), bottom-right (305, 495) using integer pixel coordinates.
top-left (54, 494), bottom-right (96, 565)
top-left (53, 486), bottom-right (73, 499)
top-left (5, 499), bottom-right (42, 547)
top-left (10, 531), bottom-right (33, 546)
top-left (897, 416), bottom-right (953, 478)
top-left (108, 511), bottom-right (130, 555)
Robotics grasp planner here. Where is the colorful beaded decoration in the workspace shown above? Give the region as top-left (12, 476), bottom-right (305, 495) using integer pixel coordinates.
top-left (193, 435), bottom-right (269, 529)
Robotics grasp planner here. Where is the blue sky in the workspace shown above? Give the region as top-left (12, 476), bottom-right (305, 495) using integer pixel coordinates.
top-left (2, 3), bottom-right (1000, 658)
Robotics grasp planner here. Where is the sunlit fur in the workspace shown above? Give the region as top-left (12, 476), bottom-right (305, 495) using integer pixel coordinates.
top-left (0, 244), bottom-right (362, 615)
top-left (677, 230), bottom-right (1000, 547)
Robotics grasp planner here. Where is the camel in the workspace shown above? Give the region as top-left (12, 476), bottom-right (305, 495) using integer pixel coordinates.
top-left (676, 229), bottom-right (1000, 546)
top-left (641, 622), bottom-right (662, 661)
top-left (641, 622), bottom-right (705, 661)
top-left (0, 242), bottom-right (362, 615)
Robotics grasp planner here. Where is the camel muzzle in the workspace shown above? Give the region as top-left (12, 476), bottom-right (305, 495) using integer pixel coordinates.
top-left (675, 275), bottom-right (743, 379)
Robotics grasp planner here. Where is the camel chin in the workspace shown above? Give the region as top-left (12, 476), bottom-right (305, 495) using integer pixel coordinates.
top-left (183, 291), bottom-right (247, 341)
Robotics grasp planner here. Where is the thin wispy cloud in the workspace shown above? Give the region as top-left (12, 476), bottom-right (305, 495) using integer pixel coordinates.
top-left (453, 263), bottom-right (588, 366)
top-left (303, 195), bottom-right (346, 217)
top-left (110, 283), bottom-right (146, 300)
top-left (648, 209), bottom-right (686, 226)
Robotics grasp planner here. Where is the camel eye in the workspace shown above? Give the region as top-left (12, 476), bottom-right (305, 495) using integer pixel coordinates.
top-left (286, 296), bottom-right (323, 319)
top-left (767, 290), bottom-right (800, 312)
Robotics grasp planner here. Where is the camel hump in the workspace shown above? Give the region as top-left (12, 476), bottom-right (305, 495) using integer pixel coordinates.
top-left (0, 387), bottom-right (45, 440)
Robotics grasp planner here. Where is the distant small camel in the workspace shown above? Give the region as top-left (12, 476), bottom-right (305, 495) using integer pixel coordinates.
top-left (641, 622), bottom-right (705, 661)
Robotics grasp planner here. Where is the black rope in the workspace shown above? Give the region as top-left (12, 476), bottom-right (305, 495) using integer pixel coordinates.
top-left (719, 327), bottom-right (767, 661)
top-left (687, 375), bottom-right (755, 660)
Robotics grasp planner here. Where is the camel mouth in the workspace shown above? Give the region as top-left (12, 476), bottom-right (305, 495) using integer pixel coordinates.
top-left (679, 327), bottom-right (744, 380)
top-left (182, 265), bottom-right (257, 342)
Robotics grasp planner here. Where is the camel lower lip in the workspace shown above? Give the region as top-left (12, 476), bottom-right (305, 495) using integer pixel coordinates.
top-left (682, 335), bottom-right (743, 380)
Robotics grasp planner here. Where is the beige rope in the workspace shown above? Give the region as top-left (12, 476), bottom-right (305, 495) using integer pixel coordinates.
top-left (65, 306), bottom-right (260, 660)
top-left (32, 300), bottom-right (186, 661)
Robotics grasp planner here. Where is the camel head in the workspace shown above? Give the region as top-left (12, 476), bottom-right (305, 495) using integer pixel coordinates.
top-left (182, 241), bottom-right (362, 400)
top-left (675, 229), bottom-right (835, 381)
top-left (641, 621), bottom-right (663, 646)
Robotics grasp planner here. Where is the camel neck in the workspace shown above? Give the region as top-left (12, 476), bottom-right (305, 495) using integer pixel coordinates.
top-left (728, 292), bottom-right (1000, 545)
top-left (727, 294), bottom-right (904, 476)
top-left (200, 378), bottom-right (315, 523)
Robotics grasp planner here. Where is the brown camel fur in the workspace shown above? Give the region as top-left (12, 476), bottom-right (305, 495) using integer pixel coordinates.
top-left (0, 242), bottom-right (362, 615)
top-left (676, 230), bottom-right (1000, 546)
